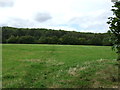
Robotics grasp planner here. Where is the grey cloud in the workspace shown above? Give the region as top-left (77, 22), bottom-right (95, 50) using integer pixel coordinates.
top-left (0, 0), bottom-right (15, 7)
top-left (1, 17), bottom-right (36, 28)
top-left (34, 13), bottom-right (52, 23)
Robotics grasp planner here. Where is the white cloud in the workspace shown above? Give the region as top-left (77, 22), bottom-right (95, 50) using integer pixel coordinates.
top-left (0, 0), bottom-right (15, 7)
top-left (69, 9), bottom-right (112, 33)
top-left (0, 0), bottom-right (114, 33)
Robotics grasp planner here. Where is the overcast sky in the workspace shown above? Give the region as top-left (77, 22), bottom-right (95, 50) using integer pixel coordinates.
top-left (0, 0), bottom-right (113, 33)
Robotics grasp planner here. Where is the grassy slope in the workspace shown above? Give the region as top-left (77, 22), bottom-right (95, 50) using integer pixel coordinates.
top-left (2, 44), bottom-right (118, 88)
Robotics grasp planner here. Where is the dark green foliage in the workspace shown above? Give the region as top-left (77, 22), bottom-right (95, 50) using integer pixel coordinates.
top-left (7, 35), bottom-right (19, 43)
top-left (107, 1), bottom-right (120, 60)
top-left (18, 36), bottom-right (35, 44)
top-left (2, 26), bottom-right (111, 46)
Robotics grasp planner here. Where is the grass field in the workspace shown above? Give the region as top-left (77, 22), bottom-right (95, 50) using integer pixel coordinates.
top-left (2, 44), bottom-right (118, 88)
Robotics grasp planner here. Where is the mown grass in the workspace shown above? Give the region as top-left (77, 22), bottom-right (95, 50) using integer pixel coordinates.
top-left (2, 44), bottom-right (118, 88)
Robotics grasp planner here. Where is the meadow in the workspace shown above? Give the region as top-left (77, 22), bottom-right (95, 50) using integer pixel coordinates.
top-left (2, 44), bottom-right (118, 88)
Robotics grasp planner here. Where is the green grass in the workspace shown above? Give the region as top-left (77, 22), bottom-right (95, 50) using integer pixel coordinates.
top-left (2, 44), bottom-right (118, 88)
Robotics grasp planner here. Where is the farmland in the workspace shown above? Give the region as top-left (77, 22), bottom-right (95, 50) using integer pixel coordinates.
top-left (2, 44), bottom-right (118, 88)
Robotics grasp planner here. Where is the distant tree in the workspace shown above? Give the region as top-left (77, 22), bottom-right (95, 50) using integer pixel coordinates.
top-left (38, 36), bottom-right (48, 44)
top-left (91, 35), bottom-right (103, 45)
top-left (2, 26), bottom-right (112, 46)
top-left (7, 35), bottom-right (19, 43)
top-left (18, 36), bottom-right (35, 44)
top-left (78, 38), bottom-right (86, 45)
top-left (60, 35), bottom-right (72, 44)
top-left (102, 37), bottom-right (111, 46)
top-left (47, 36), bottom-right (59, 44)
top-left (107, 1), bottom-right (120, 60)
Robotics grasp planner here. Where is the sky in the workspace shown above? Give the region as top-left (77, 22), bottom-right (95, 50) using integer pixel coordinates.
top-left (0, 0), bottom-right (114, 33)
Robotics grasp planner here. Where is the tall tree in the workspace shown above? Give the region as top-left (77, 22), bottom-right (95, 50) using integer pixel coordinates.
top-left (107, 1), bottom-right (120, 60)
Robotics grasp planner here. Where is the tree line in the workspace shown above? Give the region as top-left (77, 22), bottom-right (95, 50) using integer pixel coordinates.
top-left (2, 26), bottom-right (112, 46)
